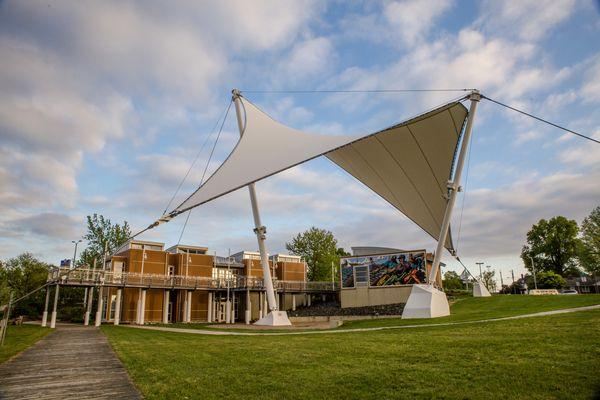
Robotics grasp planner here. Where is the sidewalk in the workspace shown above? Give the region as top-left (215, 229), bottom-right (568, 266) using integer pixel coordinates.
top-left (0, 324), bottom-right (141, 399)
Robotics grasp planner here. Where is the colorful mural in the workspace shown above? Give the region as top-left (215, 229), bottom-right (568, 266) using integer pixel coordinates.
top-left (340, 251), bottom-right (427, 288)
top-left (341, 260), bottom-right (354, 288)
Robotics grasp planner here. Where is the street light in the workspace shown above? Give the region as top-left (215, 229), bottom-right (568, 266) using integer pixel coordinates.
top-left (529, 256), bottom-right (538, 290)
top-left (476, 262), bottom-right (484, 279)
top-left (71, 239), bottom-right (82, 269)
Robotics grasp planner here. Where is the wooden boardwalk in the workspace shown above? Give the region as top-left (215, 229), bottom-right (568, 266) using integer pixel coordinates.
top-left (0, 324), bottom-right (142, 399)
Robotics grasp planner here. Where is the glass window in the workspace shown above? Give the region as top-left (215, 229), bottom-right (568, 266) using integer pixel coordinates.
top-left (355, 266), bottom-right (369, 286)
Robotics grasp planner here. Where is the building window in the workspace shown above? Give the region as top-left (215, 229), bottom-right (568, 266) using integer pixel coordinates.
top-left (355, 266), bottom-right (369, 286)
top-left (168, 266), bottom-right (175, 276)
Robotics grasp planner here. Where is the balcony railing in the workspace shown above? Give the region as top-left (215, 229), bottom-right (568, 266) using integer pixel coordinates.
top-left (48, 268), bottom-right (339, 292)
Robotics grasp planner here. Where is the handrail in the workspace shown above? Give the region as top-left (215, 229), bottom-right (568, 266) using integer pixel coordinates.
top-left (47, 268), bottom-right (339, 291)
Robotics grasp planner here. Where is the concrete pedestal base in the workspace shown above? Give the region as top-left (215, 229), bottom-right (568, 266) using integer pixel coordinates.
top-left (401, 284), bottom-right (450, 319)
top-left (254, 310), bottom-right (292, 326)
top-left (473, 279), bottom-right (491, 297)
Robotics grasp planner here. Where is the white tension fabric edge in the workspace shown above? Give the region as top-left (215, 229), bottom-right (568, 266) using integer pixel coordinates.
top-left (171, 96), bottom-right (468, 252)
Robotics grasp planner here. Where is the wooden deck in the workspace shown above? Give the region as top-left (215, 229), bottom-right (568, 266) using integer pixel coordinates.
top-left (0, 324), bottom-right (142, 399)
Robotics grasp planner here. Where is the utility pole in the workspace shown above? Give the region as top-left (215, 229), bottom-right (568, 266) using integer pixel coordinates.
top-left (499, 269), bottom-right (504, 291)
top-left (476, 262), bottom-right (484, 279)
top-left (71, 239), bottom-right (82, 269)
top-left (529, 256), bottom-right (538, 290)
top-left (511, 269), bottom-right (516, 294)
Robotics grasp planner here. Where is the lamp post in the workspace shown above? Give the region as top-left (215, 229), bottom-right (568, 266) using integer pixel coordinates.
top-left (71, 239), bottom-right (82, 269)
top-left (529, 256), bottom-right (538, 290)
top-left (476, 262), bottom-right (484, 279)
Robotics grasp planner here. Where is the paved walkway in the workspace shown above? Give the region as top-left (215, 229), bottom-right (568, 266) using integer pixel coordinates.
top-left (127, 304), bottom-right (600, 336)
top-left (0, 324), bottom-right (141, 400)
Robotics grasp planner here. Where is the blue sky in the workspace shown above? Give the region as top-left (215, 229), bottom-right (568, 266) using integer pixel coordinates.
top-left (1, 0), bottom-right (599, 282)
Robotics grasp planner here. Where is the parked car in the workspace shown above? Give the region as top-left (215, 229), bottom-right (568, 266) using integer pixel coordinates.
top-left (560, 289), bottom-right (578, 295)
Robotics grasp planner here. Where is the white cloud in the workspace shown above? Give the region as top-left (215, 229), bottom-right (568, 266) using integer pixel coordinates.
top-left (277, 37), bottom-right (335, 83)
top-left (477, 0), bottom-right (578, 41)
top-left (580, 56), bottom-right (600, 103)
top-left (513, 130), bottom-right (542, 146)
top-left (384, 0), bottom-right (454, 46)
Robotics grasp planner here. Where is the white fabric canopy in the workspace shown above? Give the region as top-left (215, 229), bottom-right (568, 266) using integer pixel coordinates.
top-left (172, 96), bottom-right (468, 251)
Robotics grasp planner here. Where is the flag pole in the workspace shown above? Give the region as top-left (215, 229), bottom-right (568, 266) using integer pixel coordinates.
top-left (429, 90), bottom-right (480, 284)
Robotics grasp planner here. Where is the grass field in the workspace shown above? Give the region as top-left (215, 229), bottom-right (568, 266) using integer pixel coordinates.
top-left (103, 295), bottom-right (600, 399)
top-left (150, 294), bottom-right (600, 332)
top-left (0, 325), bottom-right (50, 363)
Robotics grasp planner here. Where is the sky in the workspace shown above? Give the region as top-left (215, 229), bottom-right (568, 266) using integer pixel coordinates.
top-left (1, 0), bottom-right (599, 283)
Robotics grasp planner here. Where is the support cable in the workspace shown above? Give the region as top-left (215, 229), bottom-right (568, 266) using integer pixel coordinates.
top-left (176, 100), bottom-right (232, 245)
top-left (481, 95), bottom-right (599, 144)
top-left (162, 100), bottom-right (233, 215)
top-left (241, 88), bottom-right (476, 94)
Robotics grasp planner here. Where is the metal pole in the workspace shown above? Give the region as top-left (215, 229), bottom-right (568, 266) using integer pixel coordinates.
top-left (232, 89), bottom-right (278, 312)
top-left (429, 90), bottom-right (480, 283)
top-left (476, 262), bottom-right (484, 279)
top-left (511, 269), bottom-right (515, 294)
top-left (72, 239), bottom-right (81, 269)
top-left (41, 286), bottom-right (51, 327)
top-left (529, 256), bottom-right (538, 290)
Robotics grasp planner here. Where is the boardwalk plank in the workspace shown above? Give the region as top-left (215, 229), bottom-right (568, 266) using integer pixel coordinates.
top-left (0, 325), bottom-right (142, 399)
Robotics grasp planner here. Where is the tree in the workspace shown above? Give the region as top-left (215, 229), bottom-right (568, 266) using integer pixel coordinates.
top-left (0, 253), bottom-right (51, 317)
top-left (482, 269), bottom-right (496, 291)
top-left (521, 216), bottom-right (580, 276)
top-left (527, 271), bottom-right (566, 289)
top-left (286, 227), bottom-right (344, 281)
top-left (79, 214), bottom-right (131, 268)
top-left (442, 271), bottom-right (464, 290)
top-left (578, 206), bottom-right (600, 275)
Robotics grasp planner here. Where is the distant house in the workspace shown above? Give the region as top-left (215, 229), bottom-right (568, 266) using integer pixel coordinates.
top-left (565, 274), bottom-right (600, 294)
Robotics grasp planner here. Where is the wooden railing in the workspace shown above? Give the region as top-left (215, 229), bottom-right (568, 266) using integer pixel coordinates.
top-left (48, 268), bottom-right (339, 292)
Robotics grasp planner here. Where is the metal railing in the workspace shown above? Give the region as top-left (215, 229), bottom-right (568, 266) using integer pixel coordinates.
top-left (48, 268), bottom-right (339, 292)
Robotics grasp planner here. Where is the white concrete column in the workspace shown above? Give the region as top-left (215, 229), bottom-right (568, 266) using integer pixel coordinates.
top-left (50, 284), bottom-right (60, 329)
top-left (322, 294), bottom-right (326, 302)
top-left (232, 292), bottom-right (236, 323)
top-left (95, 286), bottom-right (104, 327)
top-left (182, 290), bottom-right (189, 323)
top-left (136, 288), bottom-right (142, 324)
top-left (245, 289), bottom-right (250, 325)
top-left (163, 290), bottom-right (170, 324)
top-left (41, 286), bottom-right (51, 327)
top-left (292, 294), bottom-right (296, 311)
top-left (186, 291), bottom-right (192, 322)
top-left (263, 293), bottom-right (268, 317)
top-left (276, 291), bottom-right (280, 309)
top-left (139, 289), bottom-right (146, 325)
top-left (307, 294), bottom-right (311, 307)
top-left (207, 292), bottom-right (213, 323)
top-left (213, 295), bottom-right (218, 322)
top-left (84, 287), bottom-right (94, 326)
top-left (114, 289), bottom-right (122, 325)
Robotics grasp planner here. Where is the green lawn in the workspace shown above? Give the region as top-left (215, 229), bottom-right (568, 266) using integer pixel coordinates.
top-left (103, 296), bottom-right (600, 399)
top-left (149, 294), bottom-right (600, 332)
top-left (0, 324), bottom-right (51, 363)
